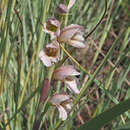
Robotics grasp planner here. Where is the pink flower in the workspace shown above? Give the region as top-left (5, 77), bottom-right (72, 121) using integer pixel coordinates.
top-left (43, 17), bottom-right (60, 39)
top-left (50, 94), bottom-right (72, 120)
top-left (58, 24), bottom-right (85, 48)
top-left (39, 40), bottom-right (60, 67)
top-left (53, 65), bottom-right (80, 94)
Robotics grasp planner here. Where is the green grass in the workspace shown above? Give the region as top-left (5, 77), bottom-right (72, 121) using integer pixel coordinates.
top-left (0, 0), bottom-right (130, 130)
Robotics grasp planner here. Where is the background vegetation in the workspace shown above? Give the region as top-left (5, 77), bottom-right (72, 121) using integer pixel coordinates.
top-left (0, 0), bottom-right (130, 130)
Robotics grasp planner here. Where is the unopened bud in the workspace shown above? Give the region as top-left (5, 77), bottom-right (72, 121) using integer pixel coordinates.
top-left (39, 79), bottom-right (50, 103)
top-left (57, 3), bottom-right (68, 15)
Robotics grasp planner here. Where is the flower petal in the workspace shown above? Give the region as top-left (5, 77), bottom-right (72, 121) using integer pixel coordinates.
top-left (39, 50), bottom-right (52, 67)
top-left (57, 105), bottom-right (67, 120)
top-left (53, 65), bottom-right (80, 80)
top-left (73, 34), bottom-right (84, 41)
top-left (50, 94), bottom-right (70, 105)
top-left (68, 40), bottom-right (85, 48)
top-left (39, 41), bottom-right (60, 67)
top-left (67, 0), bottom-right (76, 10)
top-left (43, 17), bottom-right (60, 39)
top-left (59, 24), bottom-right (84, 42)
top-left (43, 23), bottom-right (56, 40)
top-left (65, 79), bottom-right (80, 94)
top-left (65, 103), bottom-right (72, 110)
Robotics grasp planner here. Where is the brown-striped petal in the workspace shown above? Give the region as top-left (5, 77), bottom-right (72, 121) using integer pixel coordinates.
top-left (65, 78), bottom-right (80, 94)
top-left (58, 24), bottom-right (84, 42)
top-left (43, 17), bottom-right (60, 39)
top-left (39, 41), bottom-right (60, 67)
top-left (57, 105), bottom-right (68, 120)
top-left (53, 65), bottom-right (80, 80)
top-left (50, 94), bottom-right (71, 105)
top-left (68, 40), bottom-right (85, 48)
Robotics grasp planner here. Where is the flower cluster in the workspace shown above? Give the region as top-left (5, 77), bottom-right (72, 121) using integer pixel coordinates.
top-left (39, 0), bottom-right (86, 121)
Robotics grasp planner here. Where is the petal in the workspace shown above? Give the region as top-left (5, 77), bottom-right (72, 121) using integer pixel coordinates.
top-left (65, 79), bottom-right (80, 94)
top-left (50, 94), bottom-right (70, 105)
top-left (65, 103), bottom-right (72, 110)
top-left (67, 0), bottom-right (76, 10)
top-left (57, 105), bottom-right (67, 121)
top-left (51, 57), bottom-right (58, 63)
top-left (39, 40), bottom-right (60, 67)
top-left (43, 24), bottom-right (51, 34)
top-left (61, 24), bottom-right (84, 32)
top-left (39, 50), bottom-right (52, 67)
top-left (68, 40), bottom-right (85, 48)
top-left (43, 28), bottom-right (56, 40)
top-left (45, 17), bottom-right (60, 32)
top-left (50, 33), bottom-right (57, 40)
top-left (53, 65), bottom-right (80, 80)
top-left (59, 28), bottom-right (79, 42)
top-left (46, 40), bottom-right (59, 49)
top-left (52, 40), bottom-right (60, 49)
top-left (50, 40), bottom-right (60, 61)
top-left (59, 24), bottom-right (84, 42)
top-left (43, 17), bottom-right (60, 39)
top-left (73, 34), bottom-right (84, 41)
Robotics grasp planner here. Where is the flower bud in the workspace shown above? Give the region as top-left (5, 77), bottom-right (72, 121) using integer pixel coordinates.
top-left (57, 3), bottom-right (68, 15)
top-left (39, 79), bottom-right (50, 103)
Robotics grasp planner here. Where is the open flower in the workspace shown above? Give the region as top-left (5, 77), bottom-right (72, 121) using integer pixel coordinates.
top-left (50, 94), bottom-right (72, 120)
top-left (53, 65), bottom-right (80, 94)
top-left (58, 24), bottom-right (85, 48)
top-left (39, 40), bottom-right (60, 67)
top-left (43, 17), bottom-right (60, 39)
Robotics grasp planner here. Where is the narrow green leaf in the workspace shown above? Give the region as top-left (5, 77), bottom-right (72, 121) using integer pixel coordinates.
top-left (114, 121), bottom-right (130, 130)
top-left (77, 98), bottom-right (130, 130)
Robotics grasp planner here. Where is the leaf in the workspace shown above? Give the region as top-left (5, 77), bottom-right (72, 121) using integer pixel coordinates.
top-left (76, 98), bottom-right (130, 130)
top-left (114, 121), bottom-right (130, 130)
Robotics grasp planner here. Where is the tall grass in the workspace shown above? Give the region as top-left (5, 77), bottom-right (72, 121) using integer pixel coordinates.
top-left (0, 0), bottom-right (130, 130)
